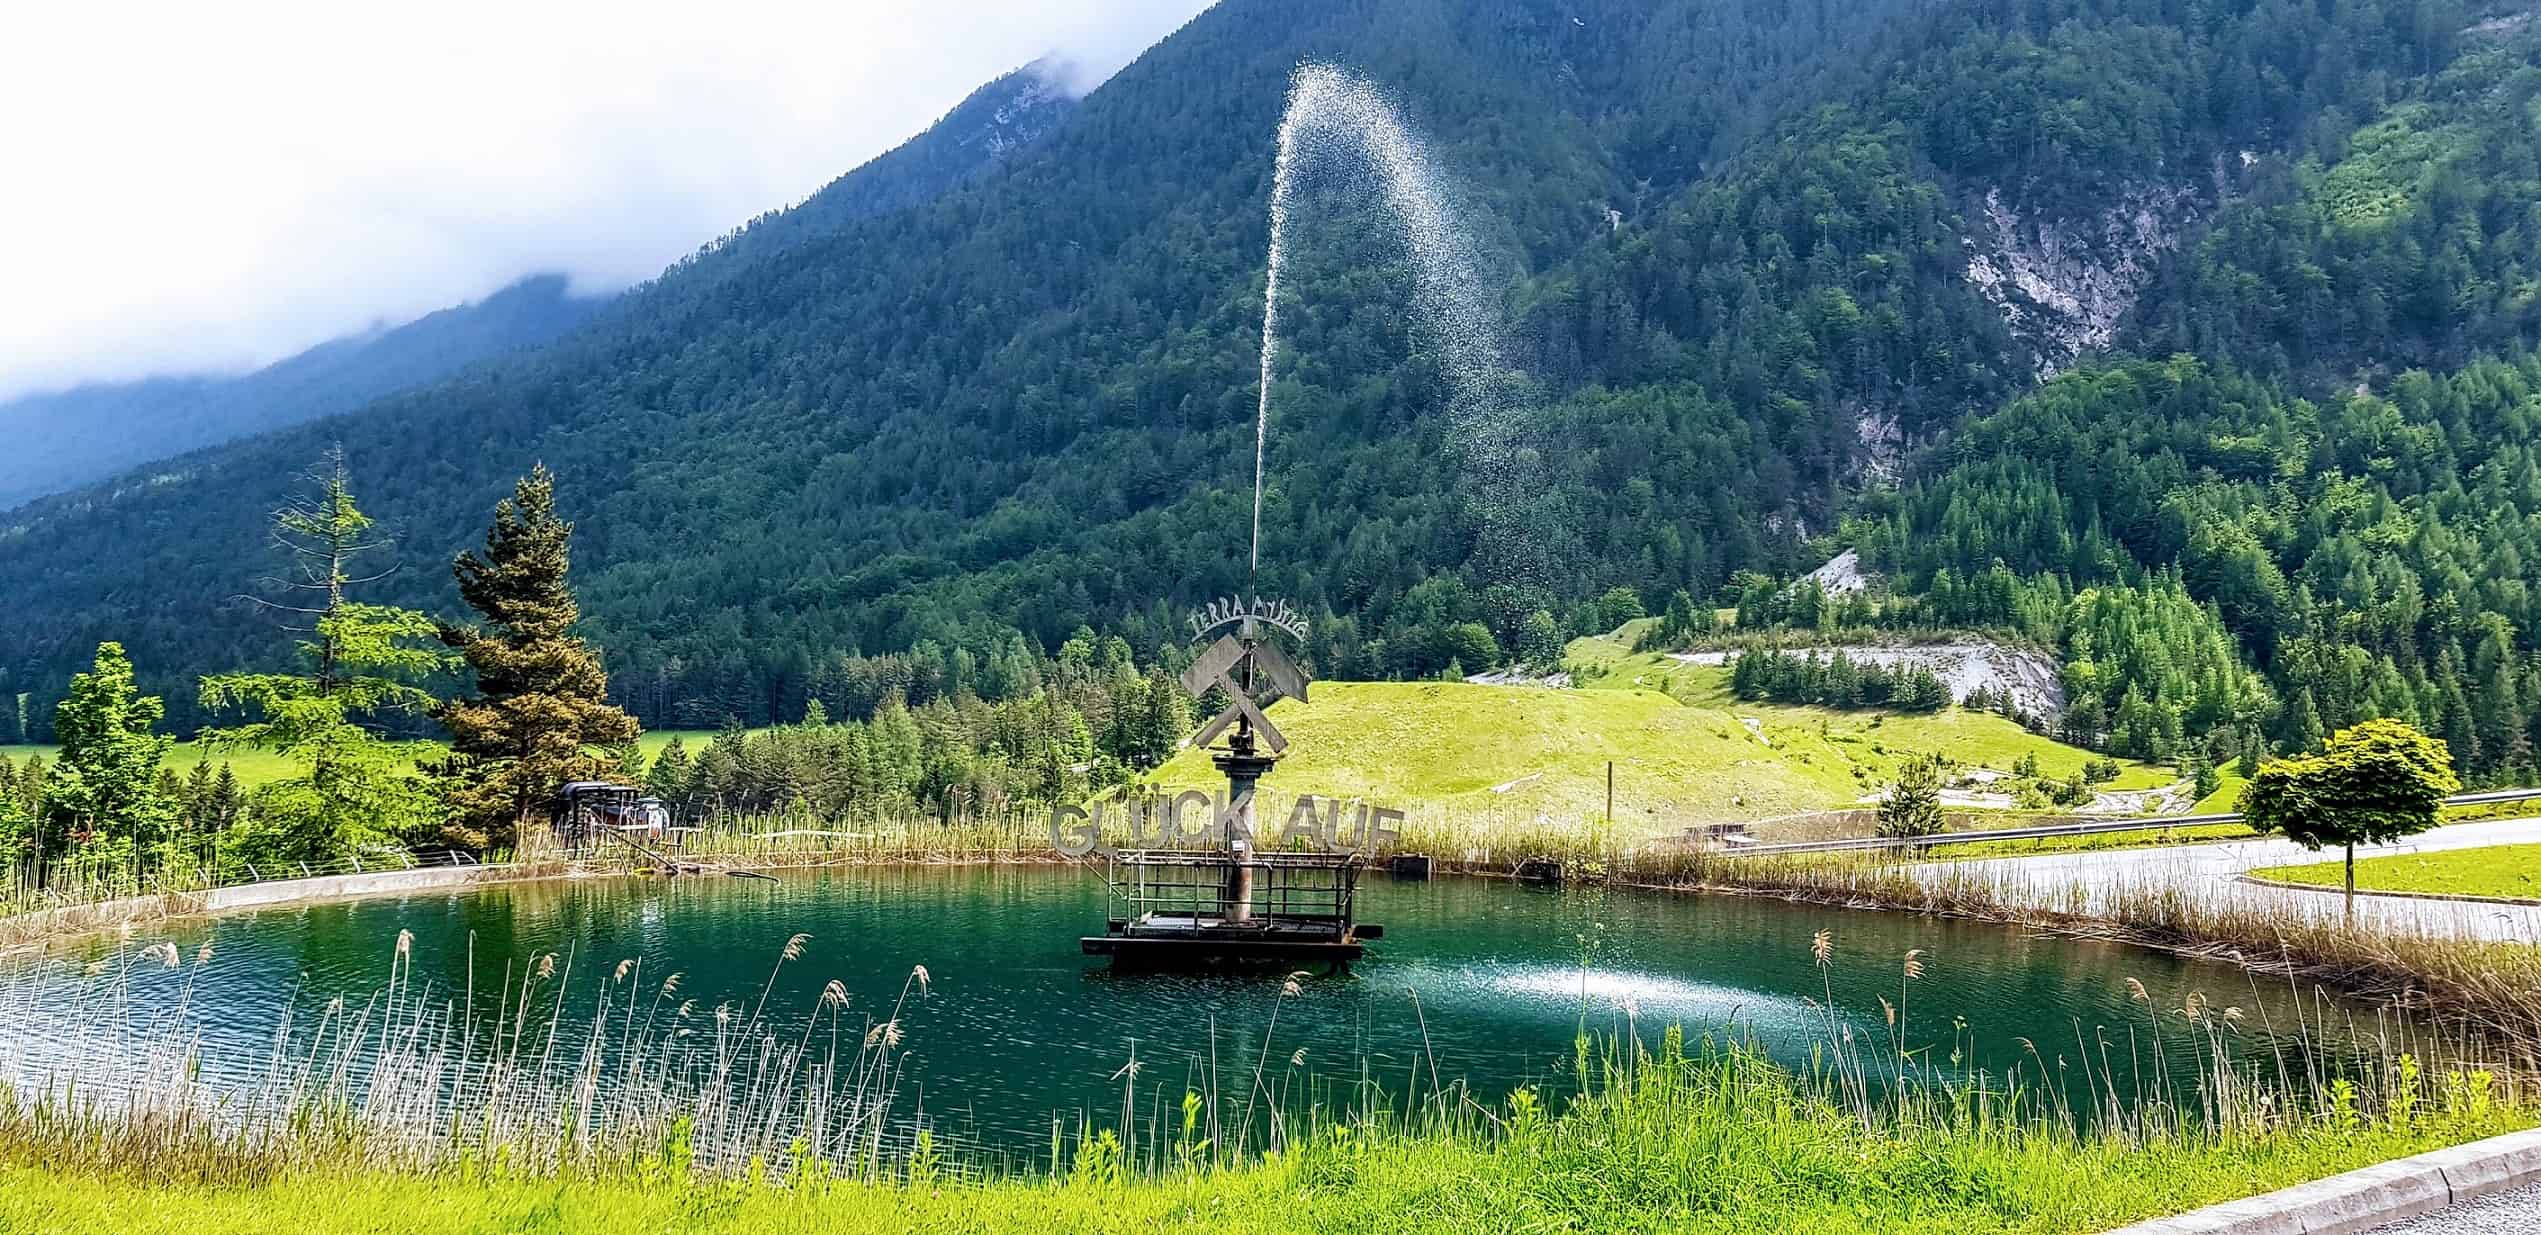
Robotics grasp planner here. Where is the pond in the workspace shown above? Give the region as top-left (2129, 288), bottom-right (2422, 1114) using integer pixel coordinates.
top-left (0, 867), bottom-right (2407, 1156)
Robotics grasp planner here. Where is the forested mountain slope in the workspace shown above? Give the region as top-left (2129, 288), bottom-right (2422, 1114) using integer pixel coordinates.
top-left (0, 275), bottom-right (605, 508)
top-left (4, 0), bottom-right (2538, 768)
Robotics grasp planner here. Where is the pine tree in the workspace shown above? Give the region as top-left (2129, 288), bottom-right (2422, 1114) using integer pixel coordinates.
top-left (1877, 753), bottom-right (1945, 839)
top-left (0, 754), bottom-right (27, 868)
top-left (1137, 666), bottom-right (1185, 770)
top-left (178, 760), bottom-right (216, 868)
top-left (208, 764), bottom-right (244, 833)
top-left (649, 736), bottom-right (695, 811)
top-left (2236, 724), bottom-right (2266, 779)
top-left (434, 466), bottom-right (641, 852)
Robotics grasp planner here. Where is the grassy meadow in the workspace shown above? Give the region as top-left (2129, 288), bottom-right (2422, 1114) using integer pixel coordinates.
top-left (1149, 670), bottom-right (2171, 846)
top-left (2253, 844), bottom-right (2541, 902)
top-left (0, 742), bottom-right (313, 788)
top-left (0, 730), bottom-right (727, 793)
top-left (1565, 626), bottom-right (2173, 788)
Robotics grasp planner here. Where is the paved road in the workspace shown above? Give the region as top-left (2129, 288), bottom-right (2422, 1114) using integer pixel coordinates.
top-left (2360, 1181), bottom-right (2541, 1232)
top-left (1913, 818), bottom-right (2541, 941)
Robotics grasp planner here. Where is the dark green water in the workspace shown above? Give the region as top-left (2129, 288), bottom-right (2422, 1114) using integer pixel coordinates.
top-left (8, 869), bottom-right (2400, 1152)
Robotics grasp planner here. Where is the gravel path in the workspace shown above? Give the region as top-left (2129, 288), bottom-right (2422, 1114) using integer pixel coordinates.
top-left (1912, 817), bottom-right (2541, 941)
top-left (2358, 1181), bottom-right (2541, 1232)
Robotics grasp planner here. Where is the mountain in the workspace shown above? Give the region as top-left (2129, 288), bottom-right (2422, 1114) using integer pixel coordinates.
top-left (0, 61), bottom-right (1083, 516)
top-left (705, 59), bottom-right (1080, 271)
top-left (0, 274), bottom-right (605, 509)
top-left (5, 0), bottom-right (2541, 785)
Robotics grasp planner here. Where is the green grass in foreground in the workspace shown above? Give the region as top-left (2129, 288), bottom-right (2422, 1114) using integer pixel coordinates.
top-left (2253, 843), bottom-right (2541, 901)
top-left (1, 1046), bottom-right (2518, 1235)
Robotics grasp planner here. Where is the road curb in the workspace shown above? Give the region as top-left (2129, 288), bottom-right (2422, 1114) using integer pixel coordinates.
top-left (2100, 1127), bottom-right (2541, 1234)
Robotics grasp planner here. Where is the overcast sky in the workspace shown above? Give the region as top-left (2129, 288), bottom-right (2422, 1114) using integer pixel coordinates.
top-left (0, 0), bottom-right (1213, 401)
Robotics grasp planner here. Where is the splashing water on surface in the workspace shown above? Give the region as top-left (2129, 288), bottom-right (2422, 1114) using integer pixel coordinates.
top-left (1251, 64), bottom-right (1535, 589)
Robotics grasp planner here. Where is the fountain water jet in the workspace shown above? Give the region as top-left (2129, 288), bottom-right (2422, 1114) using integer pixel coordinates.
top-left (1250, 64), bottom-right (1540, 592)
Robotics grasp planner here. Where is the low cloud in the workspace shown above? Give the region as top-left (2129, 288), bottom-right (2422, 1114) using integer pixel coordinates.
top-left (0, 0), bottom-right (1212, 400)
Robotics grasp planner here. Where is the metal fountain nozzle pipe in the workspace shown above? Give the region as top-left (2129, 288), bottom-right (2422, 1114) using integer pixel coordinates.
top-left (1225, 833), bottom-right (1255, 924)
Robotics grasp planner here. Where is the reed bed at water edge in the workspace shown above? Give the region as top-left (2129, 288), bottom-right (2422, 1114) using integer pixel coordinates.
top-left (0, 917), bottom-right (2525, 1200)
top-left (0, 930), bottom-right (944, 1182)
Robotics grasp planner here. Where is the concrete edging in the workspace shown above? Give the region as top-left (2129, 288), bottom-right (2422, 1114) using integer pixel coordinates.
top-left (2099, 1126), bottom-right (2541, 1235)
top-left (0, 863), bottom-right (517, 947)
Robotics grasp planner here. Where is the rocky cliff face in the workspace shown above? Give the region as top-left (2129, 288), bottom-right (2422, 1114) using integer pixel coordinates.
top-left (1960, 183), bottom-right (2200, 377)
top-left (951, 65), bottom-right (1074, 160)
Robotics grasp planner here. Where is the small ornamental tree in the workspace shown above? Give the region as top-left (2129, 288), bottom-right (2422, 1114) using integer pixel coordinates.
top-left (1877, 753), bottom-right (1945, 840)
top-left (2241, 718), bottom-right (2458, 914)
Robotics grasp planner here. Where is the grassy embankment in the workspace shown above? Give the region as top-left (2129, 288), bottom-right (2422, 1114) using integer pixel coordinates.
top-left (2253, 845), bottom-right (2541, 902)
top-left (1149, 675), bottom-right (2169, 849)
top-left (1565, 622), bottom-right (2176, 785)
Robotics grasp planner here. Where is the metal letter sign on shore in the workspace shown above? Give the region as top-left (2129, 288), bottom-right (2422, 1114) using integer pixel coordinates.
top-left (1050, 593), bottom-right (1402, 858)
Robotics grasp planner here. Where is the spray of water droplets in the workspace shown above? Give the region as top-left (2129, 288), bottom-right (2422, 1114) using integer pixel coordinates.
top-left (1251, 64), bottom-right (1541, 592)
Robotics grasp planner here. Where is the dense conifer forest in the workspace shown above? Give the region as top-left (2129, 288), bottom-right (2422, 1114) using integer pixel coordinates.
top-left (5, 0), bottom-right (2541, 790)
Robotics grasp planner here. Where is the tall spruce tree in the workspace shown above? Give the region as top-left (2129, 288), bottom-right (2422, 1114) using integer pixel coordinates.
top-left (198, 452), bottom-right (447, 865)
top-left (435, 466), bottom-right (639, 852)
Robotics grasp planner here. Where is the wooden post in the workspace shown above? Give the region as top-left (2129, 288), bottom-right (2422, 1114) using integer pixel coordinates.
top-left (1606, 761), bottom-right (1615, 826)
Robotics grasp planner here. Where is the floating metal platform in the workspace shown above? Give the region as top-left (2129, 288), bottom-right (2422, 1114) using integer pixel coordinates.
top-left (1081, 848), bottom-right (1381, 968)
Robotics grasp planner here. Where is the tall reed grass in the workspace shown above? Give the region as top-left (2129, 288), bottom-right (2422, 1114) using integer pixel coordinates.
top-left (0, 931), bottom-right (938, 1183)
top-left (0, 919), bottom-right (2521, 1200)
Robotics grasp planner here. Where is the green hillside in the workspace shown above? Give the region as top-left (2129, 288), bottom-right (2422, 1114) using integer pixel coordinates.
top-left (1, 0), bottom-right (2536, 808)
top-left (1147, 678), bottom-right (2161, 838)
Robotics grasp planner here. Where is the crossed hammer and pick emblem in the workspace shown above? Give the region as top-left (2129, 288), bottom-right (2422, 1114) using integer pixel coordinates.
top-left (1179, 631), bottom-right (1310, 756)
